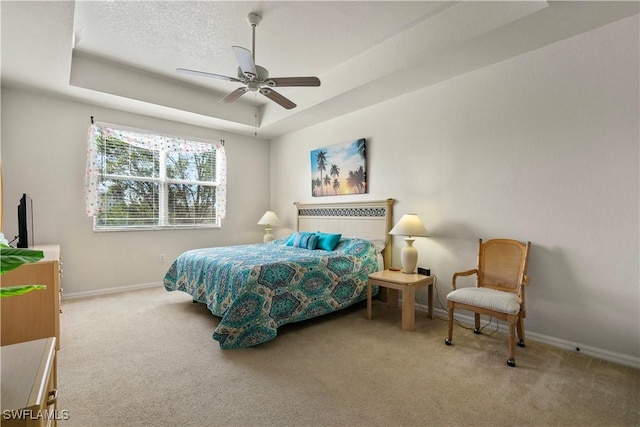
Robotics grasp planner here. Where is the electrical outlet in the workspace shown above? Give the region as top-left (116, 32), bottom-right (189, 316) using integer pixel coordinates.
top-left (417, 267), bottom-right (430, 276)
top-left (159, 253), bottom-right (166, 263)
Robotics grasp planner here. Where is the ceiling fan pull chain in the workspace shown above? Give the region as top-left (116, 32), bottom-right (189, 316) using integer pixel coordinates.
top-left (254, 93), bottom-right (258, 136)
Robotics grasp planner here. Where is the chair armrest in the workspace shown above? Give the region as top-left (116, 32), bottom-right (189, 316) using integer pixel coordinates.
top-left (452, 269), bottom-right (478, 290)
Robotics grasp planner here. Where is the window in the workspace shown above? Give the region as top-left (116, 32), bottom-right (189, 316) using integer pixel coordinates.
top-left (86, 123), bottom-right (226, 231)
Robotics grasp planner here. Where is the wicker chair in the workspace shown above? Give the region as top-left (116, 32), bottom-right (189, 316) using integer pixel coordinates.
top-left (445, 239), bottom-right (531, 367)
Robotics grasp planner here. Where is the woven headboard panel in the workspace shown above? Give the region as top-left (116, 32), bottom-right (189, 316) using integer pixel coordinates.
top-left (294, 199), bottom-right (395, 268)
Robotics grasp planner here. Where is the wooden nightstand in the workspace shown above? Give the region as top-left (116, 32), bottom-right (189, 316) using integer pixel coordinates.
top-left (367, 270), bottom-right (434, 331)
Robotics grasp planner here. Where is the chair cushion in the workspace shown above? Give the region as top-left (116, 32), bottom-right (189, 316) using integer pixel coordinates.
top-left (447, 287), bottom-right (521, 314)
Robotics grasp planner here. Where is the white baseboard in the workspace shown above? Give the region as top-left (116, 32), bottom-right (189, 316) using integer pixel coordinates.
top-left (62, 281), bottom-right (163, 300)
top-left (417, 303), bottom-right (640, 370)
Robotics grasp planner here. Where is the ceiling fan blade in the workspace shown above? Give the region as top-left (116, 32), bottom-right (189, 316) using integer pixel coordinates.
top-left (265, 77), bottom-right (321, 87)
top-left (220, 87), bottom-right (249, 103)
top-left (176, 68), bottom-right (242, 82)
top-left (259, 87), bottom-right (296, 109)
top-left (232, 46), bottom-right (257, 79)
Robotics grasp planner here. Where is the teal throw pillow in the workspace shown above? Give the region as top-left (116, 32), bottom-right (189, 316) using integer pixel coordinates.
top-left (315, 232), bottom-right (342, 251)
top-left (286, 232), bottom-right (318, 250)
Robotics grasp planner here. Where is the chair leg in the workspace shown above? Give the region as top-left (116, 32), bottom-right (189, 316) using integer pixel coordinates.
top-left (507, 321), bottom-right (517, 367)
top-left (516, 317), bottom-right (526, 347)
top-left (473, 313), bottom-right (481, 334)
top-left (445, 302), bottom-right (454, 345)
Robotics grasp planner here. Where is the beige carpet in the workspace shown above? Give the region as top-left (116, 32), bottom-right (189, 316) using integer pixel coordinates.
top-left (57, 286), bottom-right (639, 427)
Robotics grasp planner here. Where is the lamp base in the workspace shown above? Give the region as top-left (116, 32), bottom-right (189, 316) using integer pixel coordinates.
top-left (400, 237), bottom-right (418, 274)
top-left (263, 227), bottom-right (275, 243)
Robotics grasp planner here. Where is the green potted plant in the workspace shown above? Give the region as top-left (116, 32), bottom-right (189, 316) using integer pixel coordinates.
top-left (0, 242), bottom-right (46, 297)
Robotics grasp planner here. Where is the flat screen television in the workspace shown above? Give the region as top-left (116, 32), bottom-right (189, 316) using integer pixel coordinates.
top-left (17, 193), bottom-right (34, 248)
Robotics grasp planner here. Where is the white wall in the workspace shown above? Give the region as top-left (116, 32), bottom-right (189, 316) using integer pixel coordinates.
top-left (1, 13), bottom-right (636, 365)
top-left (270, 16), bottom-right (639, 362)
top-left (1, 88), bottom-right (271, 295)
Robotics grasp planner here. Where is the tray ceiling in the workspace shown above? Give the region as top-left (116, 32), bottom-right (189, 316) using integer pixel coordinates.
top-left (1, 1), bottom-right (638, 138)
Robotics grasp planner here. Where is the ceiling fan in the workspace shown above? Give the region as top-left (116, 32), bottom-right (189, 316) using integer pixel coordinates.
top-left (177, 12), bottom-right (321, 110)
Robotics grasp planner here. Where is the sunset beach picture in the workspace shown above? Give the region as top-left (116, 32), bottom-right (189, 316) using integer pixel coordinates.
top-left (310, 138), bottom-right (367, 197)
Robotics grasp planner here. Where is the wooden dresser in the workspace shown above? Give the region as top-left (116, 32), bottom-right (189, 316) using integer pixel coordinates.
top-left (1, 337), bottom-right (59, 426)
top-left (1, 245), bottom-right (61, 350)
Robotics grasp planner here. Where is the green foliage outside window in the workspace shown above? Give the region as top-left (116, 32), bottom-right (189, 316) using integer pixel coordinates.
top-left (94, 134), bottom-right (217, 229)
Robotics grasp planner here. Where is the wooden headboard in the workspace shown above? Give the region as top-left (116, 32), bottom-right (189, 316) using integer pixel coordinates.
top-left (294, 199), bottom-right (395, 267)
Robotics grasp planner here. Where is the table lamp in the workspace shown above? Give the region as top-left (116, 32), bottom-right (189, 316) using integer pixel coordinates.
top-left (257, 211), bottom-right (282, 243)
top-left (388, 213), bottom-right (429, 273)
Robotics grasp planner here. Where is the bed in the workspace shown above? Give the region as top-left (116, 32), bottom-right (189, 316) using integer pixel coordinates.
top-left (163, 199), bottom-right (395, 349)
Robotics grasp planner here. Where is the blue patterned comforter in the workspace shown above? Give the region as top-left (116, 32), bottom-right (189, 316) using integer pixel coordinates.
top-left (163, 237), bottom-right (380, 349)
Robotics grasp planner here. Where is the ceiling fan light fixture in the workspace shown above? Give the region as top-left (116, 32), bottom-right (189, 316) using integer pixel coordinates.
top-left (247, 81), bottom-right (260, 92)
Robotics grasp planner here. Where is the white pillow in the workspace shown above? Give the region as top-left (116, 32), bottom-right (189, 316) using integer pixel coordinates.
top-left (343, 236), bottom-right (386, 254)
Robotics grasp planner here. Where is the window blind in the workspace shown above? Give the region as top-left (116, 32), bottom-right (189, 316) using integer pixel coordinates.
top-left (86, 122), bottom-right (226, 230)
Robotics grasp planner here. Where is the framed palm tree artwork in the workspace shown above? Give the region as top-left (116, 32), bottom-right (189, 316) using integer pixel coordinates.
top-left (310, 138), bottom-right (367, 197)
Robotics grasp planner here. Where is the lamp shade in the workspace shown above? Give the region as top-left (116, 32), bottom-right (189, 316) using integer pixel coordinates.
top-left (389, 214), bottom-right (429, 237)
top-left (257, 211), bottom-right (281, 226)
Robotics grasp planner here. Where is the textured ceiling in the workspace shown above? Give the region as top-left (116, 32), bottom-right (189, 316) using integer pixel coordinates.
top-left (2, 1), bottom-right (638, 138)
top-left (73, 1), bottom-right (447, 87)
